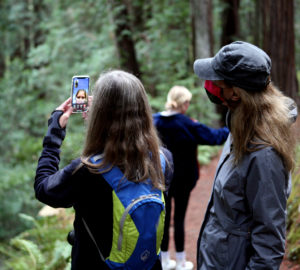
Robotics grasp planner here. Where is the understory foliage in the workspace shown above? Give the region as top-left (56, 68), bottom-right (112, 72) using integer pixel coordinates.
top-left (0, 212), bottom-right (73, 270)
top-left (0, 0), bottom-right (219, 241)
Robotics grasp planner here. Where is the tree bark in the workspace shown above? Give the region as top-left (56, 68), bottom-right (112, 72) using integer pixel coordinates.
top-left (262, 0), bottom-right (299, 104)
top-left (253, 0), bottom-right (263, 47)
top-left (108, 0), bottom-right (141, 77)
top-left (124, 0), bottom-right (149, 33)
top-left (216, 0), bottom-right (240, 124)
top-left (33, 0), bottom-right (47, 47)
top-left (220, 0), bottom-right (240, 46)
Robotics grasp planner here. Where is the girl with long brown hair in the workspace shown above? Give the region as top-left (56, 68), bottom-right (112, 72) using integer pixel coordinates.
top-left (35, 70), bottom-right (173, 270)
top-left (81, 70), bottom-right (166, 189)
top-left (194, 41), bottom-right (297, 270)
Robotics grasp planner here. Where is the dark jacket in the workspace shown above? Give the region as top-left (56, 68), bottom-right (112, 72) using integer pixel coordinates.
top-left (197, 134), bottom-right (291, 270)
top-left (153, 112), bottom-right (229, 191)
top-left (34, 111), bottom-right (174, 270)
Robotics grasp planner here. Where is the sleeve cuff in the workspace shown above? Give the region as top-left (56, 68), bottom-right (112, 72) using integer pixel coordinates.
top-left (43, 110), bottom-right (66, 148)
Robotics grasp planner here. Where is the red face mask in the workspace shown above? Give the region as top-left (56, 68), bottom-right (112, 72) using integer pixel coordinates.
top-left (204, 80), bottom-right (224, 104)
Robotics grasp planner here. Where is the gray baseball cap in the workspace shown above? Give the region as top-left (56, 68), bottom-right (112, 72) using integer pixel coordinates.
top-left (193, 41), bottom-right (271, 91)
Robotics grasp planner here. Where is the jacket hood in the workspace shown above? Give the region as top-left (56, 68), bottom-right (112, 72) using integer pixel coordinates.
top-left (285, 97), bottom-right (298, 123)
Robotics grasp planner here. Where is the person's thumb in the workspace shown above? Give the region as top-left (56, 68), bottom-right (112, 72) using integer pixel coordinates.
top-left (65, 105), bottom-right (73, 117)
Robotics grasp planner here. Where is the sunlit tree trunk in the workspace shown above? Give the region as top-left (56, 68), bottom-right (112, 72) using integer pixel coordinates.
top-left (191, 0), bottom-right (213, 59)
top-left (262, 0), bottom-right (299, 103)
top-left (108, 0), bottom-right (140, 77)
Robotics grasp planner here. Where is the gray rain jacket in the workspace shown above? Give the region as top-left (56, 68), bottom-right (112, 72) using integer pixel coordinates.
top-left (197, 135), bottom-right (291, 270)
top-left (197, 101), bottom-right (297, 270)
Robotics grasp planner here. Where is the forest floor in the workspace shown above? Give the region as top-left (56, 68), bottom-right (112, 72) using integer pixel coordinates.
top-left (167, 153), bottom-right (300, 270)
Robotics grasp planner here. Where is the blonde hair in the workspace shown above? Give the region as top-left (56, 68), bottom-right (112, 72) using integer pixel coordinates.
top-left (165, 86), bottom-right (192, 110)
top-left (81, 70), bottom-right (165, 190)
top-left (230, 83), bottom-right (296, 171)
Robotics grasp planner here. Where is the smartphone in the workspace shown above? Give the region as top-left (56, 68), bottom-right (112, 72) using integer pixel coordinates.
top-left (71, 75), bottom-right (90, 113)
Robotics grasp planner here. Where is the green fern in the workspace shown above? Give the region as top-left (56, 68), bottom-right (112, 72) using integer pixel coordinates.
top-left (0, 212), bottom-right (73, 270)
top-left (10, 238), bottom-right (45, 270)
top-left (45, 240), bottom-right (71, 270)
top-left (0, 244), bottom-right (19, 259)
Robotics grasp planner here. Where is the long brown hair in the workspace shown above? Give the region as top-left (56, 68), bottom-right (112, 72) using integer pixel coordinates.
top-left (230, 83), bottom-right (296, 171)
top-left (81, 70), bottom-right (165, 190)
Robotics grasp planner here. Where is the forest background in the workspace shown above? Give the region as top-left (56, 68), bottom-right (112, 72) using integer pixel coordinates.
top-left (1, 0), bottom-right (300, 269)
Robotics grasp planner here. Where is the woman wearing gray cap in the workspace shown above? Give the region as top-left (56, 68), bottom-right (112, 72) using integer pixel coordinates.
top-left (193, 41), bottom-right (297, 269)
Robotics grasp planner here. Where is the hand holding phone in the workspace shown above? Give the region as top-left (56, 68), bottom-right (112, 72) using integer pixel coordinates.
top-left (71, 75), bottom-right (90, 113)
top-left (56, 97), bottom-right (73, 128)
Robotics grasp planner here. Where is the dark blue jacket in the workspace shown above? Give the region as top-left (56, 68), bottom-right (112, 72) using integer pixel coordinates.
top-left (34, 111), bottom-right (173, 270)
top-left (153, 112), bottom-right (229, 191)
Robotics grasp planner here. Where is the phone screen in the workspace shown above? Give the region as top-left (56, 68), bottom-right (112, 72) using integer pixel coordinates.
top-left (71, 75), bottom-right (89, 113)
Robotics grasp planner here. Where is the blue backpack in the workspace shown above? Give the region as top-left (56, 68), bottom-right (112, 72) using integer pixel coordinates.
top-left (82, 153), bottom-right (166, 270)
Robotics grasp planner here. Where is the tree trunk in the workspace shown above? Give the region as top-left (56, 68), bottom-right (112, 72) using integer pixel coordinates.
top-left (108, 0), bottom-right (141, 77)
top-left (124, 0), bottom-right (149, 33)
top-left (216, 0), bottom-right (240, 125)
top-left (253, 0), bottom-right (263, 47)
top-left (262, 0), bottom-right (299, 104)
top-left (0, 0), bottom-right (5, 77)
top-left (33, 0), bottom-right (47, 47)
top-left (220, 0), bottom-right (240, 46)
top-left (191, 0), bottom-right (213, 60)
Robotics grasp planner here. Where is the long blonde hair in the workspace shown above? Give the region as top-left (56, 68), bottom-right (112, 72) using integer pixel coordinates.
top-left (230, 83), bottom-right (296, 171)
top-left (81, 70), bottom-right (165, 190)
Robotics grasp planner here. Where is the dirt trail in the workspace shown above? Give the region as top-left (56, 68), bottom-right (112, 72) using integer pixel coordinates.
top-left (167, 154), bottom-right (300, 269)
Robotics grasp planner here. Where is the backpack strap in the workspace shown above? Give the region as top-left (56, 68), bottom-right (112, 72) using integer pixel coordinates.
top-left (91, 152), bottom-right (166, 193)
top-left (159, 150), bottom-right (166, 174)
top-left (81, 218), bottom-right (105, 262)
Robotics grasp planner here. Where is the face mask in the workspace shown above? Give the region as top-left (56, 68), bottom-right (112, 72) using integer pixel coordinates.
top-left (204, 80), bottom-right (224, 104)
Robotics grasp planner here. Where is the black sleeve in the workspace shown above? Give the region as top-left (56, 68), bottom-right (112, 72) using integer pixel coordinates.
top-left (34, 110), bottom-right (81, 208)
top-left (161, 147), bottom-right (174, 192)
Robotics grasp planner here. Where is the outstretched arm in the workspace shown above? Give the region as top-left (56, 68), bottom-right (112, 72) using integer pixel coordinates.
top-left (192, 121), bottom-right (229, 145)
top-left (34, 99), bottom-right (80, 208)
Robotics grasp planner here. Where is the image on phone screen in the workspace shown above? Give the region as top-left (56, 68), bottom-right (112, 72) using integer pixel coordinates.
top-left (71, 76), bottom-right (89, 113)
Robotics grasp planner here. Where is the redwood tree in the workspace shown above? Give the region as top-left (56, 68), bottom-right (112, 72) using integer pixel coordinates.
top-left (262, 0), bottom-right (299, 103)
top-left (220, 0), bottom-right (240, 46)
top-left (216, 0), bottom-right (240, 124)
top-left (108, 0), bottom-right (140, 77)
